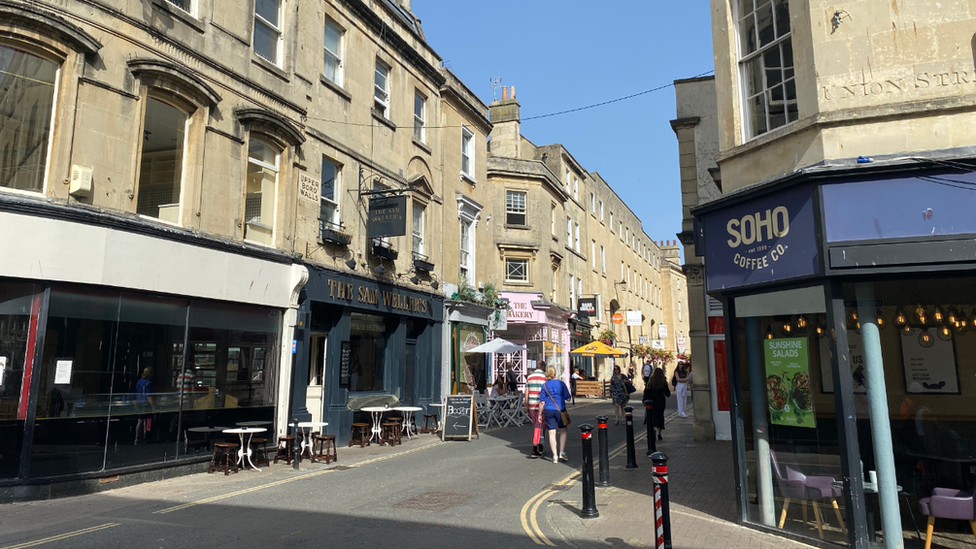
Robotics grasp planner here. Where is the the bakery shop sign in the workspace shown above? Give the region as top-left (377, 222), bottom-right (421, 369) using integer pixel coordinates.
top-left (703, 184), bottom-right (819, 292)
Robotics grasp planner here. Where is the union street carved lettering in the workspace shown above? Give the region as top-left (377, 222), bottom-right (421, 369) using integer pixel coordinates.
top-left (822, 69), bottom-right (975, 101)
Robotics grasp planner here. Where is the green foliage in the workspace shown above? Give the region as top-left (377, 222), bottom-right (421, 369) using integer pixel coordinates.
top-left (597, 329), bottom-right (617, 345)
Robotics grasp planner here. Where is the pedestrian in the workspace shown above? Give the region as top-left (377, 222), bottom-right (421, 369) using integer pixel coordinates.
top-left (627, 362), bottom-right (636, 381)
top-left (570, 367), bottom-right (582, 405)
top-left (641, 360), bottom-right (652, 386)
top-left (505, 364), bottom-right (519, 393)
top-left (609, 365), bottom-right (627, 425)
top-left (134, 367), bottom-right (155, 444)
top-left (525, 362), bottom-right (548, 458)
top-left (540, 366), bottom-right (572, 463)
top-left (674, 361), bottom-right (692, 417)
top-left (492, 372), bottom-right (508, 396)
top-left (644, 367), bottom-right (670, 440)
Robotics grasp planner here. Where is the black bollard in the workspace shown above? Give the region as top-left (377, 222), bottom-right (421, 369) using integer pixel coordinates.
top-left (624, 406), bottom-right (637, 469)
top-left (291, 418), bottom-right (302, 470)
top-left (579, 424), bottom-right (599, 518)
top-left (596, 414), bottom-right (611, 487)
top-left (644, 399), bottom-right (656, 455)
top-left (651, 452), bottom-right (672, 549)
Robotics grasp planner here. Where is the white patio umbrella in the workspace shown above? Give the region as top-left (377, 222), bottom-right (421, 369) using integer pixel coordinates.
top-left (465, 338), bottom-right (528, 354)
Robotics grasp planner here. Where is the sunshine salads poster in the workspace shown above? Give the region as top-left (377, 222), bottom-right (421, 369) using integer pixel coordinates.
top-left (764, 338), bottom-right (815, 428)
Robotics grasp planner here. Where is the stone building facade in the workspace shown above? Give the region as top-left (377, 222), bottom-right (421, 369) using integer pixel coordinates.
top-left (698, 1), bottom-right (976, 546)
top-left (485, 88), bottom-right (689, 386)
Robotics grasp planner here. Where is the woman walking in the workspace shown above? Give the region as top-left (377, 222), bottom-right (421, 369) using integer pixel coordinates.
top-left (540, 366), bottom-right (572, 463)
top-left (675, 361), bottom-right (692, 417)
top-left (609, 365), bottom-right (628, 425)
top-left (643, 368), bottom-right (670, 440)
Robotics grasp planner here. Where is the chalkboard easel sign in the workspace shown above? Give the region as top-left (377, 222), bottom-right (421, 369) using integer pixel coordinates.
top-left (441, 394), bottom-right (479, 441)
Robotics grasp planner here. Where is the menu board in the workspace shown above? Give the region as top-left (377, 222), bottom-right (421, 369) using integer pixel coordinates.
top-left (900, 328), bottom-right (958, 393)
top-left (441, 394), bottom-right (478, 441)
top-left (339, 341), bottom-right (352, 388)
top-left (764, 338), bottom-right (815, 429)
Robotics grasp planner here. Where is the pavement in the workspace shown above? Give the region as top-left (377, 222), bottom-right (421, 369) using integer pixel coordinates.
top-left (0, 399), bottom-right (822, 549)
top-left (541, 398), bottom-right (818, 549)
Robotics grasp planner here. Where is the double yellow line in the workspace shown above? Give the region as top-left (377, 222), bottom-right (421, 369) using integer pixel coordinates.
top-left (0, 523), bottom-right (119, 549)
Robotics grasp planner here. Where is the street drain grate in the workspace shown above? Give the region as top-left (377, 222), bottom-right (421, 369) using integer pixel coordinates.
top-left (328, 465), bottom-right (352, 471)
top-left (544, 484), bottom-right (572, 491)
top-left (393, 492), bottom-right (472, 511)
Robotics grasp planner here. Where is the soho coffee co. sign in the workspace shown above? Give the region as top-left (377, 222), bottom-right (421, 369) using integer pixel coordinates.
top-left (702, 184), bottom-right (819, 292)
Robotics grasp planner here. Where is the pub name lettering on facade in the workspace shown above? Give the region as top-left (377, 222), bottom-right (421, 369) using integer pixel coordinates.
top-left (326, 279), bottom-right (429, 313)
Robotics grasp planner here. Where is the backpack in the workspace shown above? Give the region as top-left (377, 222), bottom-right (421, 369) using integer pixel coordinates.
top-left (671, 372), bottom-right (678, 388)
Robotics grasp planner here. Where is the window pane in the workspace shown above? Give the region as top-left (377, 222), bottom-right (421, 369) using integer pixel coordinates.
top-left (774, 0), bottom-right (791, 39)
top-left (253, 20), bottom-right (278, 62)
top-left (785, 78), bottom-right (798, 123)
top-left (0, 282), bottom-right (39, 479)
top-left (739, 14), bottom-right (757, 56)
top-left (349, 313), bottom-right (388, 392)
top-left (321, 158), bottom-right (336, 202)
top-left (255, 0), bottom-right (279, 26)
top-left (764, 47), bottom-right (783, 87)
top-left (0, 45), bottom-right (57, 192)
top-left (374, 63), bottom-right (388, 98)
top-left (756, 1), bottom-right (775, 47)
top-left (749, 93), bottom-right (768, 136)
top-left (324, 21), bottom-right (341, 56)
top-left (137, 96), bottom-right (188, 221)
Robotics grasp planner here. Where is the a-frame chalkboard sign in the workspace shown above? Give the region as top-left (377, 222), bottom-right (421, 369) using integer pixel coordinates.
top-left (441, 394), bottom-right (479, 441)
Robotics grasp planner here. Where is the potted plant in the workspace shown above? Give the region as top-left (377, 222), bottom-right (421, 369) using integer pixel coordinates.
top-left (597, 329), bottom-right (617, 346)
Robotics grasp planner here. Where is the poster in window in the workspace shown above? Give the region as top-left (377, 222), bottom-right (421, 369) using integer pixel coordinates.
top-left (339, 341), bottom-right (352, 388)
top-left (900, 328), bottom-right (958, 394)
top-left (764, 338), bottom-right (815, 428)
top-left (55, 360), bottom-right (73, 385)
top-left (819, 331), bottom-right (867, 394)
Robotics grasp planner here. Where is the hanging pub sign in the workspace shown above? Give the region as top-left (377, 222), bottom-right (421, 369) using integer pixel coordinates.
top-left (578, 298), bottom-right (597, 317)
top-left (367, 195), bottom-right (408, 238)
top-left (701, 184), bottom-right (819, 292)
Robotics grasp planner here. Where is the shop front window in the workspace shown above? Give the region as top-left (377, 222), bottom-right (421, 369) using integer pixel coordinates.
top-left (348, 313), bottom-right (389, 393)
top-left (0, 282), bottom-right (39, 479)
top-left (27, 288), bottom-right (280, 478)
top-left (733, 286), bottom-right (846, 544)
top-left (841, 276), bottom-right (976, 547)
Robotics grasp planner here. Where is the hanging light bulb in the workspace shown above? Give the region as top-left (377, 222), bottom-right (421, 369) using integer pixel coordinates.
top-left (894, 308), bottom-right (908, 328)
top-left (875, 309), bottom-right (886, 330)
top-left (933, 306), bottom-right (945, 324)
top-left (915, 303), bottom-right (927, 325)
top-left (815, 323), bottom-right (825, 337)
top-left (765, 324), bottom-right (774, 340)
top-left (918, 329), bottom-right (936, 348)
top-left (783, 321), bottom-right (793, 335)
top-left (938, 325), bottom-right (953, 342)
top-left (970, 308), bottom-right (976, 332)
top-left (902, 324), bottom-right (913, 336)
top-left (960, 317), bottom-right (970, 331)
top-left (947, 307), bottom-right (959, 326)
top-left (795, 314), bottom-right (808, 330)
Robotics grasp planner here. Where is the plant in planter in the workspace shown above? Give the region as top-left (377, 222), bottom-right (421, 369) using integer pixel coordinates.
top-left (648, 348), bottom-right (676, 370)
top-left (597, 329), bottom-right (617, 346)
top-left (631, 343), bottom-right (652, 360)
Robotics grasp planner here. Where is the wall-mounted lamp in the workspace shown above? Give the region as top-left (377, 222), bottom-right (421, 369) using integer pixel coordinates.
top-left (374, 264), bottom-right (386, 275)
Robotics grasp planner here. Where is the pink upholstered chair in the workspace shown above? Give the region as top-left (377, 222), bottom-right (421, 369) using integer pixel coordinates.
top-left (770, 449), bottom-right (847, 539)
top-left (918, 486), bottom-right (976, 549)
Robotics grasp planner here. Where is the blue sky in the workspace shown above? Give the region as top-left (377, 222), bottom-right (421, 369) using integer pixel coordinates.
top-left (414, 0), bottom-right (715, 251)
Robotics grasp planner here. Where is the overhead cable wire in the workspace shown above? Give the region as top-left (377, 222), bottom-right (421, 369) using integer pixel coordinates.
top-left (304, 69), bottom-right (715, 128)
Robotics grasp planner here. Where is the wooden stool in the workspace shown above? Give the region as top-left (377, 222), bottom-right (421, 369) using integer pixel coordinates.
top-left (382, 419), bottom-right (401, 446)
top-left (274, 435), bottom-right (295, 465)
top-left (208, 442), bottom-right (239, 475)
top-left (313, 434), bottom-right (338, 464)
top-left (420, 414), bottom-right (437, 434)
top-left (349, 423), bottom-right (370, 448)
top-left (251, 437), bottom-right (271, 467)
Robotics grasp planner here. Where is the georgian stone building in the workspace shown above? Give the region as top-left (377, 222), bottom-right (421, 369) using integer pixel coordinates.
top-left (484, 87), bottom-right (688, 386)
top-left (0, 0), bottom-right (476, 496)
top-left (696, 0), bottom-right (976, 546)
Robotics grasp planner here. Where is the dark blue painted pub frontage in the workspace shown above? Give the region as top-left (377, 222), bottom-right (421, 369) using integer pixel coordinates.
top-left (695, 158), bottom-right (976, 548)
top-left (291, 267), bottom-right (443, 444)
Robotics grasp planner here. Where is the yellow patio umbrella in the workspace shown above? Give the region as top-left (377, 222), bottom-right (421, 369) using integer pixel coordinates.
top-left (569, 341), bottom-right (628, 358)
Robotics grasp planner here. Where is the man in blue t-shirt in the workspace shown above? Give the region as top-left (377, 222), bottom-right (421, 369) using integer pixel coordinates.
top-left (135, 367), bottom-right (155, 444)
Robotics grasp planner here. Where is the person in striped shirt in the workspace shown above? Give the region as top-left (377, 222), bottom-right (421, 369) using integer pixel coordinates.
top-left (525, 362), bottom-right (548, 458)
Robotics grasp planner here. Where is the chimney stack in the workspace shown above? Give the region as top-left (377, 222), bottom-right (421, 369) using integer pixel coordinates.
top-left (489, 85), bottom-right (521, 159)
